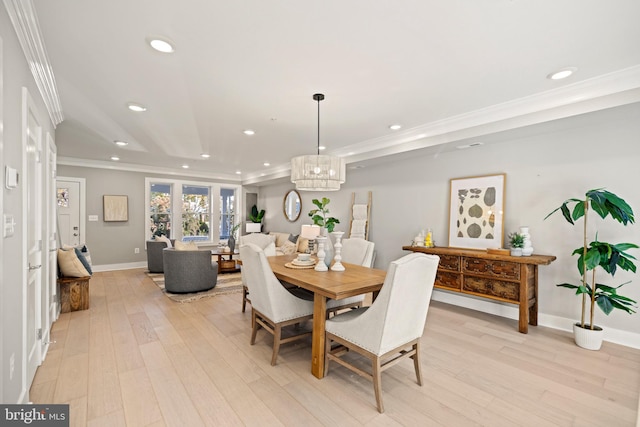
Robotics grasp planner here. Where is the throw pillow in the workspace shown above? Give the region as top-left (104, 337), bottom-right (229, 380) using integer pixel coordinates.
top-left (288, 233), bottom-right (299, 244)
top-left (175, 240), bottom-right (198, 251)
top-left (74, 248), bottom-right (93, 275)
top-left (297, 237), bottom-right (309, 253)
top-left (58, 249), bottom-right (90, 277)
top-left (156, 235), bottom-right (173, 248)
top-left (280, 239), bottom-right (297, 255)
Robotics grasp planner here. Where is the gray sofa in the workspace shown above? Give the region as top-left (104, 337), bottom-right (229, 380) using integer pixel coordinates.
top-left (146, 239), bottom-right (175, 273)
top-left (162, 248), bottom-right (218, 293)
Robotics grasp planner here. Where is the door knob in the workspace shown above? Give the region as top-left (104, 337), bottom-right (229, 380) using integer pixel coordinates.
top-left (73, 233), bottom-right (79, 236)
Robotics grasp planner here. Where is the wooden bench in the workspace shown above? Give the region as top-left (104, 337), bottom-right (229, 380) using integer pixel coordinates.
top-left (57, 276), bottom-right (90, 313)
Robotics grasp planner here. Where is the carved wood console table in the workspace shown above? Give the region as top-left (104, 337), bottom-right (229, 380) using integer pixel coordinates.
top-left (403, 246), bottom-right (556, 333)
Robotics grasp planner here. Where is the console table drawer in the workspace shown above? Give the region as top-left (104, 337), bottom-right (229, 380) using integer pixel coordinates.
top-left (463, 276), bottom-right (519, 302)
top-left (435, 271), bottom-right (462, 290)
top-left (462, 258), bottom-right (520, 280)
top-left (439, 254), bottom-right (461, 272)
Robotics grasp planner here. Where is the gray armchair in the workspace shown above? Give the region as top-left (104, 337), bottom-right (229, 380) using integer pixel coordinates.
top-left (162, 248), bottom-right (218, 293)
top-left (146, 239), bottom-right (175, 273)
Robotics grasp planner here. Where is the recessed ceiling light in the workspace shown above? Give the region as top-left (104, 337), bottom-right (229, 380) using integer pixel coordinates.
top-left (110, 156), bottom-right (120, 161)
top-left (243, 129), bottom-right (255, 136)
top-left (127, 102), bottom-right (147, 112)
top-left (182, 164), bottom-right (189, 169)
top-left (318, 146), bottom-right (326, 150)
top-left (547, 67), bottom-right (577, 80)
top-left (114, 140), bottom-right (128, 146)
top-left (389, 124), bottom-right (402, 130)
top-left (263, 162), bottom-right (270, 167)
top-left (235, 170), bottom-right (242, 175)
top-left (200, 153), bottom-right (210, 158)
top-left (148, 38), bottom-right (175, 53)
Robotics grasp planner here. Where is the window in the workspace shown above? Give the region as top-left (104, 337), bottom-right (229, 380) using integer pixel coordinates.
top-left (146, 178), bottom-right (240, 244)
top-left (182, 185), bottom-right (210, 241)
top-left (220, 188), bottom-right (236, 239)
top-left (149, 183), bottom-right (172, 238)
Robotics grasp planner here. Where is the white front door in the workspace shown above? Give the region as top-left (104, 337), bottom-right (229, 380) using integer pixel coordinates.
top-left (23, 88), bottom-right (43, 387)
top-left (56, 180), bottom-right (81, 247)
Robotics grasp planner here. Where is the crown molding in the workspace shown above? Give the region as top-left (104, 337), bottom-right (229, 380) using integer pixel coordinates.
top-left (57, 156), bottom-right (242, 183)
top-left (244, 66), bottom-right (640, 185)
top-left (332, 65), bottom-right (640, 159)
top-left (4, 0), bottom-right (64, 125)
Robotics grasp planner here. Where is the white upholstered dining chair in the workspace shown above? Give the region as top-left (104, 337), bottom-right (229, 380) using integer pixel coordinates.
top-left (239, 243), bottom-right (314, 365)
top-left (325, 238), bottom-right (376, 315)
top-left (239, 233), bottom-right (277, 312)
top-left (324, 252), bottom-right (440, 413)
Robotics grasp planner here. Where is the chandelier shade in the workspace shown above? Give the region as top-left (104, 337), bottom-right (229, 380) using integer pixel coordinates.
top-left (290, 154), bottom-right (346, 191)
top-left (291, 93), bottom-right (346, 191)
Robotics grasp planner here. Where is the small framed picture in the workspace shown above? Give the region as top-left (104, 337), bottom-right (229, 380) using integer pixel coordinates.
top-left (448, 174), bottom-right (505, 249)
top-left (103, 195), bottom-right (128, 222)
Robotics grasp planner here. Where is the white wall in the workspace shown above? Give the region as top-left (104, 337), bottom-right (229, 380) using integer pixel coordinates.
top-left (259, 102), bottom-right (640, 341)
top-left (1, 6), bottom-right (56, 403)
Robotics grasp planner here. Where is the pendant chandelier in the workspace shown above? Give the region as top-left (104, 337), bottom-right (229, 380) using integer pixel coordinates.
top-left (290, 93), bottom-right (346, 191)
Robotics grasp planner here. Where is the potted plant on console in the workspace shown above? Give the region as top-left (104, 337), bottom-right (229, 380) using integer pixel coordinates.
top-left (509, 232), bottom-right (525, 256)
top-left (247, 205), bottom-right (265, 233)
top-left (309, 197), bottom-right (340, 267)
top-left (545, 188), bottom-right (638, 350)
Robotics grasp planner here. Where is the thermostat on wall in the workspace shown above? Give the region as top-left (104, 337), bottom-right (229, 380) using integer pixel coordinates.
top-left (5, 166), bottom-right (18, 189)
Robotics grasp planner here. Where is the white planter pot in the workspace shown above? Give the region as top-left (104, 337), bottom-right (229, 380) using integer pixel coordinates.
top-left (573, 323), bottom-right (604, 350)
top-left (510, 248), bottom-right (523, 256)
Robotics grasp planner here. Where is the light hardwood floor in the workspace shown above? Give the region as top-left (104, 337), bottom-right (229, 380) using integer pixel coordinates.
top-left (30, 269), bottom-right (640, 426)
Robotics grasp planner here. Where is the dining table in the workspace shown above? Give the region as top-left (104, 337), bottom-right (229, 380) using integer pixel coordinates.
top-left (267, 254), bottom-right (387, 379)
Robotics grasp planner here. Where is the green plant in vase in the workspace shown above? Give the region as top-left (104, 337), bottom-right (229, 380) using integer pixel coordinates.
top-left (308, 197), bottom-right (340, 232)
top-left (545, 188), bottom-right (637, 348)
top-left (249, 205), bottom-right (265, 223)
top-left (508, 232), bottom-right (525, 256)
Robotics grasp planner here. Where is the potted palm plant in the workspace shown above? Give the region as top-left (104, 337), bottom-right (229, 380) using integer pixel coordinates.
top-left (545, 188), bottom-right (637, 350)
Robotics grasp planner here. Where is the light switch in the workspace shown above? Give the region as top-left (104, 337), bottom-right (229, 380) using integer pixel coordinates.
top-left (88, 215), bottom-right (99, 222)
top-left (4, 214), bottom-right (16, 237)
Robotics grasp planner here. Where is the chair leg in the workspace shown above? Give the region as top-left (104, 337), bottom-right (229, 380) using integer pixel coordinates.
top-left (271, 324), bottom-right (282, 366)
top-left (242, 286), bottom-right (248, 312)
top-left (250, 310), bottom-right (259, 345)
top-left (372, 356), bottom-right (384, 413)
top-left (412, 342), bottom-right (423, 386)
top-left (324, 336), bottom-right (331, 375)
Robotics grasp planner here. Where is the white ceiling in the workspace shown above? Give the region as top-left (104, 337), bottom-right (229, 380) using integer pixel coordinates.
top-left (31, 0), bottom-right (640, 185)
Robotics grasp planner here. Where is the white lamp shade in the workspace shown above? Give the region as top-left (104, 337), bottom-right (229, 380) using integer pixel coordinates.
top-left (291, 155), bottom-right (346, 191)
top-left (246, 223), bottom-right (262, 233)
top-left (300, 224), bottom-right (320, 239)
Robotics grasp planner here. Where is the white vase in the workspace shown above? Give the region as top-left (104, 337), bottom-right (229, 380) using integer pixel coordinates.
top-left (510, 248), bottom-right (523, 256)
top-left (519, 226), bottom-right (534, 256)
top-left (573, 323), bottom-right (603, 350)
top-left (321, 229), bottom-right (334, 267)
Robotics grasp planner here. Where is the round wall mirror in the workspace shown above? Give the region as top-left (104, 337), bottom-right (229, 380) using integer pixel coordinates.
top-left (283, 189), bottom-right (301, 222)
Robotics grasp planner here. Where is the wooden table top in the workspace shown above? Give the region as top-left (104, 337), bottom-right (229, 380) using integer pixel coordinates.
top-left (268, 255), bottom-right (387, 300)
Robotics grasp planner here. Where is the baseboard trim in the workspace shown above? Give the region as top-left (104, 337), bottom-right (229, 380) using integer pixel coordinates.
top-left (432, 290), bottom-right (640, 350)
top-left (92, 261), bottom-right (147, 272)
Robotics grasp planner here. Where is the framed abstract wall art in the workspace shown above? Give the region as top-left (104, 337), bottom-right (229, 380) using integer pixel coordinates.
top-left (103, 195), bottom-right (128, 222)
top-left (448, 173), bottom-right (505, 249)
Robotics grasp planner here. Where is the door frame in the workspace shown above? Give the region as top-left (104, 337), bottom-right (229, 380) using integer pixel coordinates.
top-left (56, 176), bottom-right (86, 248)
top-left (22, 87), bottom-right (43, 396)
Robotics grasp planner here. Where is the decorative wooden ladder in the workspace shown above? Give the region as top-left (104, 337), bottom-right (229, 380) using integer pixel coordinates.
top-left (349, 191), bottom-right (372, 240)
